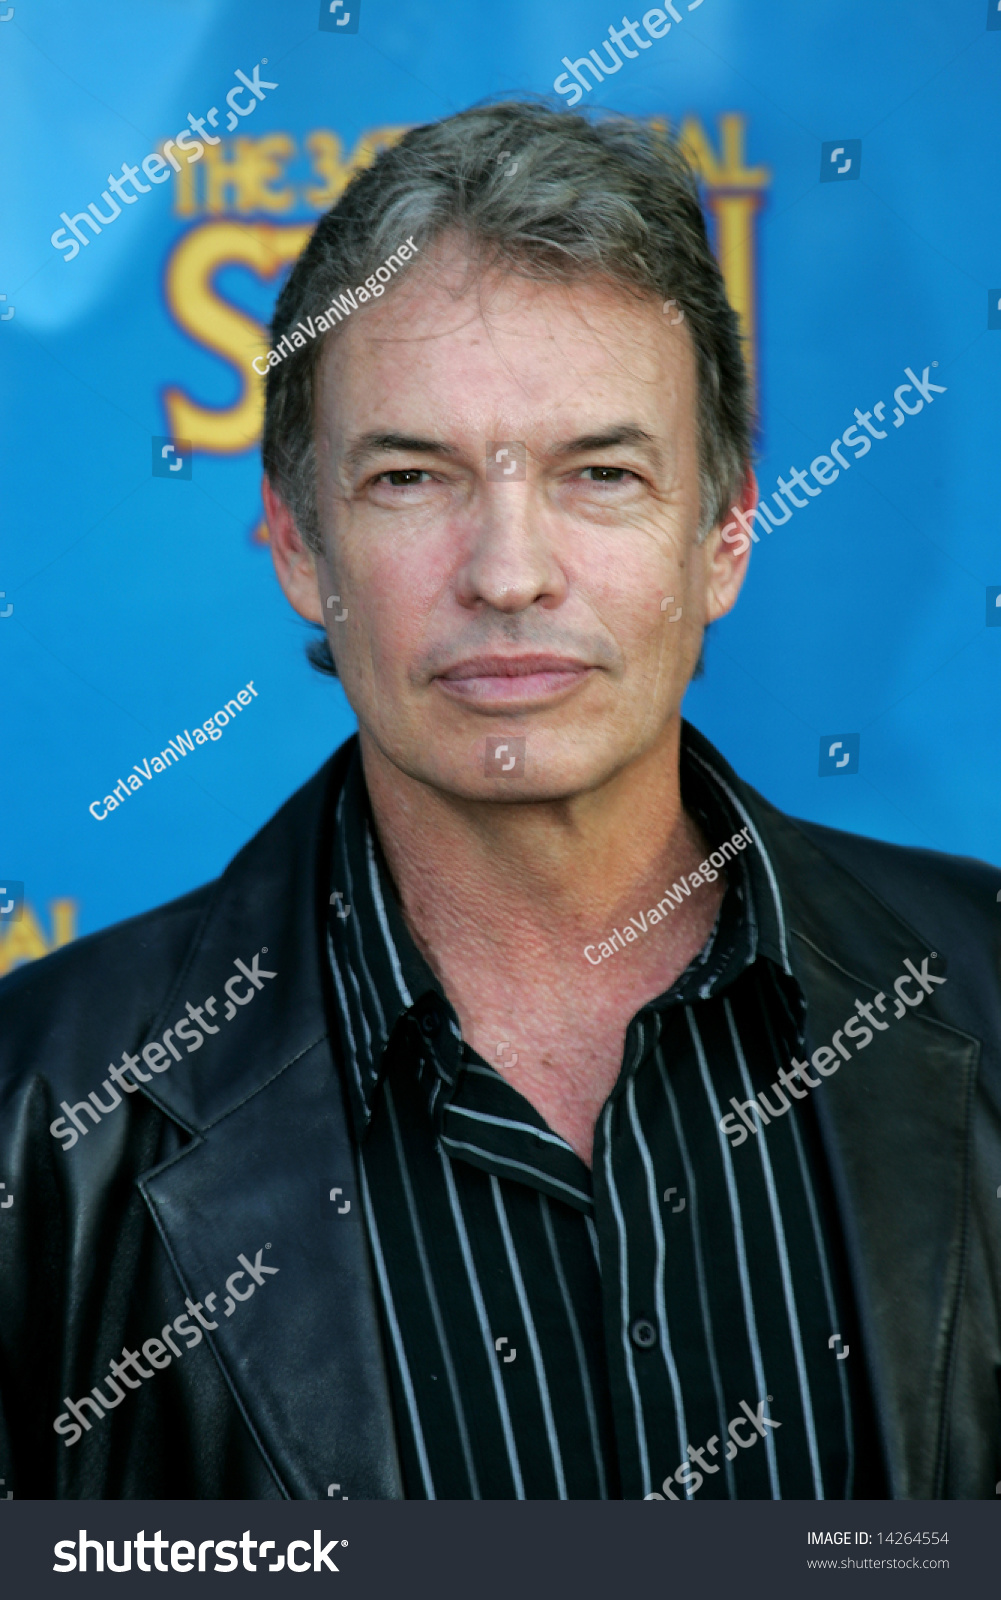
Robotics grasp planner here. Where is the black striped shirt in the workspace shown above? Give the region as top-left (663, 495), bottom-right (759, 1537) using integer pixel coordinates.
top-left (326, 731), bottom-right (879, 1499)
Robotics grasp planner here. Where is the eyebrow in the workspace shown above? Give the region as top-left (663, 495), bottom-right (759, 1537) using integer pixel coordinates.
top-left (341, 423), bottom-right (664, 473)
top-left (342, 432), bottom-right (458, 473)
top-left (551, 425), bottom-right (662, 460)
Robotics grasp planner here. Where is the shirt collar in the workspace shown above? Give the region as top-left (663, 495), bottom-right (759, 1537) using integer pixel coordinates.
top-left (326, 725), bottom-right (798, 1134)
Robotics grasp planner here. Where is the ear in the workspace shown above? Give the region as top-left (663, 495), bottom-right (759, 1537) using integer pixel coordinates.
top-left (700, 467), bottom-right (758, 624)
top-left (262, 475), bottom-right (324, 623)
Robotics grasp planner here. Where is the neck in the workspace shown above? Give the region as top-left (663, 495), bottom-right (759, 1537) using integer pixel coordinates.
top-left (358, 718), bottom-right (710, 963)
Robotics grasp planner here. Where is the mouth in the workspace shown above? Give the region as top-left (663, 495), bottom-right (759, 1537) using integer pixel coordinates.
top-left (432, 653), bottom-right (594, 707)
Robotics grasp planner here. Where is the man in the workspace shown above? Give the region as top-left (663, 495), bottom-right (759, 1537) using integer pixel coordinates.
top-left (1, 102), bottom-right (998, 1501)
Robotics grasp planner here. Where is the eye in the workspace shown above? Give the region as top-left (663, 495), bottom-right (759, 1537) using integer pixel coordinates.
top-left (376, 469), bottom-right (433, 487)
top-left (578, 466), bottom-right (636, 484)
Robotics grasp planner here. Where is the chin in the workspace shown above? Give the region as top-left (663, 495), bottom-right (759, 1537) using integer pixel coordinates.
top-left (398, 736), bottom-right (627, 804)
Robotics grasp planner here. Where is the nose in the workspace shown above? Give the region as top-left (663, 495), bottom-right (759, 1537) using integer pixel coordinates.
top-left (455, 472), bottom-right (567, 615)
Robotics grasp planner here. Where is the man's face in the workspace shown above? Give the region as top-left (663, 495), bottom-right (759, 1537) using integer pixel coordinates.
top-left (276, 244), bottom-right (746, 801)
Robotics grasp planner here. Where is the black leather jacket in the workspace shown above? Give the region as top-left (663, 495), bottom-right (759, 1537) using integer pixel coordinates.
top-left (1, 729), bottom-right (999, 1498)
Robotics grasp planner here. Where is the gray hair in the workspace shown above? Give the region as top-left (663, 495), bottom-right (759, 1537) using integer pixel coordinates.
top-left (262, 100), bottom-right (751, 554)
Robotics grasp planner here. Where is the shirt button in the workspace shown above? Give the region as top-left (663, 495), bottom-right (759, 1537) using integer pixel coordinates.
top-left (419, 1008), bottom-right (443, 1037)
top-left (630, 1318), bottom-right (657, 1350)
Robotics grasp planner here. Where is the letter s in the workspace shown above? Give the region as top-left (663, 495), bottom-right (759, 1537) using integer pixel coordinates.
top-left (162, 220), bottom-right (310, 454)
top-left (719, 1113), bottom-right (748, 1148)
top-left (674, 1462), bottom-right (703, 1493)
top-left (841, 424), bottom-right (871, 460)
top-left (50, 229), bottom-right (79, 263)
top-left (720, 522), bottom-right (750, 556)
top-left (174, 128), bottom-right (204, 164)
top-left (53, 1415), bottom-right (83, 1451)
top-left (172, 1312), bottom-right (203, 1350)
top-left (49, 1116), bottom-right (79, 1152)
top-left (843, 1014), bottom-right (872, 1051)
top-left (213, 1540), bottom-right (238, 1573)
top-left (552, 73), bottom-right (582, 107)
top-left (53, 1537), bottom-right (78, 1570)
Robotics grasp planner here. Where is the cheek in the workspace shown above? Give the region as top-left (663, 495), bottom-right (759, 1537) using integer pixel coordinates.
top-left (574, 535), bottom-right (683, 641)
top-left (349, 544), bottom-right (441, 675)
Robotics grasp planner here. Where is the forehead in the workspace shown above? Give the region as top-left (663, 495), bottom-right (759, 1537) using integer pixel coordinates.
top-left (313, 244), bottom-right (697, 439)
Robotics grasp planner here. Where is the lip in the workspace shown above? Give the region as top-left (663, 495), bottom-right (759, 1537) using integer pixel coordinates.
top-left (432, 653), bottom-right (594, 706)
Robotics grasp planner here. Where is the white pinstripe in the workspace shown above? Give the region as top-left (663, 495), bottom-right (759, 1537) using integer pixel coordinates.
top-left (337, 810), bottom-right (388, 1041)
top-left (726, 997), bottom-right (824, 1497)
top-left (439, 1139), bottom-right (591, 1206)
top-left (686, 1005), bottom-right (783, 1497)
top-left (787, 1108), bottom-right (855, 1497)
top-left (438, 1150), bottom-right (526, 1498)
top-left (600, 1048), bottom-right (653, 1496)
top-left (625, 1072), bottom-right (690, 1488)
top-left (449, 1105), bottom-right (576, 1151)
top-left (654, 1053), bottom-right (735, 1495)
top-left (687, 749), bottom-right (792, 974)
top-left (326, 930), bottom-right (365, 1100)
top-left (365, 825), bottom-right (413, 1009)
top-left (539, 1195), bottom-right (609, 1499)
top-left (357, 1152), bottom-right (436, 1498)
top-left (490, 1178), bottom-right (568, 1499)
top-left (385, 1082), bottom-right (481, 1496)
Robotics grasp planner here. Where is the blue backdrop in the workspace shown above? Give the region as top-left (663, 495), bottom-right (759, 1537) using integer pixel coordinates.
top-left (2, 0), bottom-right (999, 974)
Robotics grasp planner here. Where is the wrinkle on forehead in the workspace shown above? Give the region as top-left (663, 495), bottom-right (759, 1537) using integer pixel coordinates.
top-left (317, 234), bottom-right (693, 401)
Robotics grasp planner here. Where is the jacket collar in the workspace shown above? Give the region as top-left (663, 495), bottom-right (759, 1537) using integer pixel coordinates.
top-left (136, 724), bottom-right (976, 1500)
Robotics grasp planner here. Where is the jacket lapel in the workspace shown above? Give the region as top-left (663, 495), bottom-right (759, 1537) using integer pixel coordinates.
top-left (745, 787), bottom-right (978, 1498)
top-left (134, 741), bottom-right (403, 1499)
